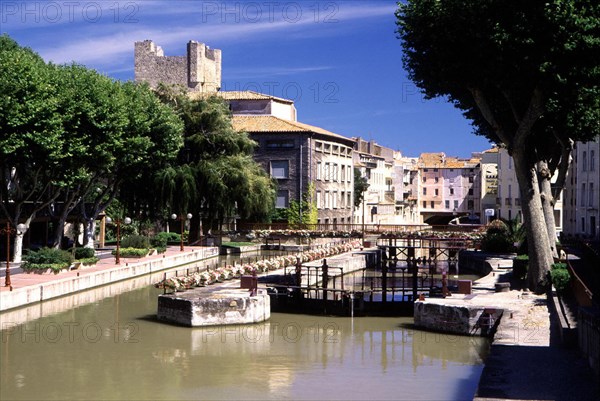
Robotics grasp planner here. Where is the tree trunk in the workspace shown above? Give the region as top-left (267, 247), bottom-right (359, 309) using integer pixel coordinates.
top-left (513, 150), bottom-right (554, 293)
top-left (537, 160), bottom-right (559, 258)
top-left (51, 216), bottom-right (67, 249)
top-left (83, 218), bottom-right (96, 248)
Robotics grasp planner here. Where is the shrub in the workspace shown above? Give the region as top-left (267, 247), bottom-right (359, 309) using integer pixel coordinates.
top-left (22, 248), bottom-right (74, 272)
top-left (480, 232), bottom-right (512, 253)
top-left (550, 268), bottom-right (571, 293)
top-left (154, 232), bottom-right (181, 243)
top-left (74, 247), bottom-right (95, 260)
top-left (513, 254), bottom-right (529, 280)
top-left (151, 233), bottom-right (171, 254)
top-left (78, 257), bottom-right (99, 265)
top-left (111, 247), bottom-right (148, 258)
top-left (121, 235), bottom-right (150, 249)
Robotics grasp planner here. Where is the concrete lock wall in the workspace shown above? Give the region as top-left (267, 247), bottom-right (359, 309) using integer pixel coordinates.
top-left (157, 290), bottom-right (270, 327)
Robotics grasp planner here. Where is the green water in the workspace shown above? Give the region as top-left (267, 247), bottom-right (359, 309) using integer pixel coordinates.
top-left (0, 283), bottom-right (488, 400)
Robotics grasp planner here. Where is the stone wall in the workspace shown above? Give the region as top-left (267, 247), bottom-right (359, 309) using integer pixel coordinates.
top-left (134, 40), bottom-right (221, 93)
top-left (157, 289), bottom-right (270, 327)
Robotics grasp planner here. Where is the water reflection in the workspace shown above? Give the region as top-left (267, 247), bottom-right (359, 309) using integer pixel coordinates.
top-left (1, 285), bottom-right (488, 401)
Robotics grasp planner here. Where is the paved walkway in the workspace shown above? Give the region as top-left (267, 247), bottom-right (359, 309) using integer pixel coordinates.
top-left (469, 259), bottom-right (600, 401)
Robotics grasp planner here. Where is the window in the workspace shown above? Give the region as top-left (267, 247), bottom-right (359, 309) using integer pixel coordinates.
top-left (266, 140), bottom-right (294, 149)
top-left (469, 176), bottom-right (474, 183)
top-left (347, 165), bottom-right (352, 182)
top-left (271, 161), bottom-right (289, 179)
top-left (454, 200), bottom-right (459, 209)
top-left (581, 183), bottom-right (586, 206)
top-left (450, 188), bottom-right (454, 195)
top-left (589, 183), bottom-right (595, 207)
top-left (582, 151), bottom-right (587, 171)
top-left (434, 189), bottom-right (439, 196)
top-left (316, 162), bottom-right (322, 180)
top-left (433, 168), bottom-right (438, 172)
top-left (347, 192), bottom-right (351, 208)
top-left (276, 190), bottom-right (289, 208)
top-left (333, 164), bottom-right (338, 182)
top-left (434, 177), bottom-right (439, 183)
top-left (508, 184), bottom-right (512, 198)
top-left (468, 188), bottom-right (474, 196)
top-left (424, 168), bottom-right (429, 172)
top-left (445, 200), bottom-right (450, 209)
top-left (423, 188), bottom-right (427, 195)
top-left (468, 200), bottom-right (474, 209)
top-left (430, 201), bottom-right (434, 209)
top-left (316, 191), bottom-right (322, 209)
top-left (422, 177), bottom-right (427, 183)
top-left (324, 163), bottom-right (330, 181)
top-left (340, 191), bottom-right (345, 208)
top-left (581, 217), bottom-right (586, 232)
top-left (325, 191), bottom-right (330, 209)
top-left (508, 157), bottom-right (513, 169)
top-left (591, 150), bottom-right (596, 171)
top-left (341, 165), bottom-right (346, 182)
top-left (332, 191), bottom-right (338, 208)
top-left (423, 201), bottom-right (427, 209)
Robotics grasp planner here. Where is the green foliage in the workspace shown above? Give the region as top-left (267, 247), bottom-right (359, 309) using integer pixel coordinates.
top-left (287, 183), bottom-right (318, 226)
top-left (22, 248), bottom-right (74, 272)
top-left (480, 232), bottom-right (513, 253)
top-left (0, 35), bottom-right (185, 257)
top-left (550, 264), bottom-right (571, 293)
top-left (121, 235), bottom-right (151, 249)
top-left (78, 257), bottom-right (99, 265)
top-left (154, 87), bottom-right (276, 225)
top-left (513, 255), bottom-right (529, 280)
top-left (74, 248), bottom-right (95, 259)
top-left (151, 232), bottom-right (180, 254)
top-left (353, 168), bottom-right (369, 209)
top-left (111, 248), bottom-right (149, 258)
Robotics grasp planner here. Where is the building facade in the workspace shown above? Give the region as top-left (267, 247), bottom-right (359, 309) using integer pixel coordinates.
top-left (563, 137), bottom-right (599, 239)
top-left (352, 138), bottom-right (396, 225)
top-left (227, 92), bottom-right (355, 225)
top-left (415, 153), bottom-right (481, 225)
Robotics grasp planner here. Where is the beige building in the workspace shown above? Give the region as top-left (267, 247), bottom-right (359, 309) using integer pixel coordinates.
top-left (496, 147), bottom-right (564, 234)
top-left (479, 147), bottom-right (499, 223)
top-left (352, 138), bottom-right (396, 225)
top-left (563, 137), bottom-right (599, 239)
top-left (225, 92), bottom-right (355, 226)
top-left (415, 153), bottom-right (481, 225)
top-left (393, 153), bottom-right (420, 224)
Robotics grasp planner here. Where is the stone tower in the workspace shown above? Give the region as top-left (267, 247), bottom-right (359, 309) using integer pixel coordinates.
top-left (134, 40), bottom-right (221, 93)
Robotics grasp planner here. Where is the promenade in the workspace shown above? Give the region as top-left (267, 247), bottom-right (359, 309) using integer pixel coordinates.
top-left (0, 246), bottom-right (218, 312)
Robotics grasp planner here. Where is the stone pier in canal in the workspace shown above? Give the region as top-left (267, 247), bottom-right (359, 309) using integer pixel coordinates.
top-left (157, 288), bottom-right (270, 327)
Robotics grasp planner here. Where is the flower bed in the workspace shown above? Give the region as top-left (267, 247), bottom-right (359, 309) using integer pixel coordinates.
top-left (155, 240), bottom-right (362, 292)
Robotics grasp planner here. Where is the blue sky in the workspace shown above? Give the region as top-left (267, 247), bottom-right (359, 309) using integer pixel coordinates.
top-left (1, 0), bottom-right (492, 157)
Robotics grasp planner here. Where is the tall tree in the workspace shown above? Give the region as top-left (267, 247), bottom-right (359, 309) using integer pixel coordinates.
top-left (156, 86), bottom-right (276, 236)
top-left (397, 0), bottom-right (599, 293)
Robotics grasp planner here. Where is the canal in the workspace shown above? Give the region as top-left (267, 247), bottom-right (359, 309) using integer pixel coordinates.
top-left (1, 252), bottom-right (489, 400)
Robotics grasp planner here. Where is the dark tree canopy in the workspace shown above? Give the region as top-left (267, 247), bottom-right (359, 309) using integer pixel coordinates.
top-left (396, 0), bottom-right (599, 293)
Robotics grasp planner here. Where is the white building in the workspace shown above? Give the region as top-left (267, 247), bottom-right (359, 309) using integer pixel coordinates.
top-left (497, 148), bottom-right (564, 234)
top-left (563, 137), bottom-right (599, 239)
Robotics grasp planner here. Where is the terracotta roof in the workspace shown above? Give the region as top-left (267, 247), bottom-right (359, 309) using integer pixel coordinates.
top-left (232, 115), bottom-right (354, 143)
top-left (483, 147), bottom-right (499, 153)
top-left (418, 152), bottom-right (479, 168)
top-left (189, 90), bottom-right (294, 104)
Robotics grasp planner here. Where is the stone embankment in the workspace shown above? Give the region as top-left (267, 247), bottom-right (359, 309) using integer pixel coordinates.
top-left (0, 247), bottom-right (218, 312)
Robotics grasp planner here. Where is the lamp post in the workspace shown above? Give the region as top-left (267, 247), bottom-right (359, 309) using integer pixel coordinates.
top-left (171, 213), bottom-right (192, 251)
top-left (106, 216), bottom-right (131, 264)
top-left (1, 222), bottom-right (27, 287)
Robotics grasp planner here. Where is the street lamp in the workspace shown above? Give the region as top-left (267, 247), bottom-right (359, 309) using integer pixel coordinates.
top-left (106, 216), bottom-right (131, 264)
top-left (1, 222), bottom-right (27, 287)
top-left (171, 213), bottom-right (192, 251)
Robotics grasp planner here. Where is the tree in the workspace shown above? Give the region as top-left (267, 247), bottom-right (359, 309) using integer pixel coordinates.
top-left (0, 35), bottom-right (184, 259)
top-left (353, 168), bottom-right (370, 209)
top-left (155, 86), bottom-right (276, 235)
top-left (396, 0), bottom-right (599, 293)
top-left (287, 183), bottom-right (318, 227)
